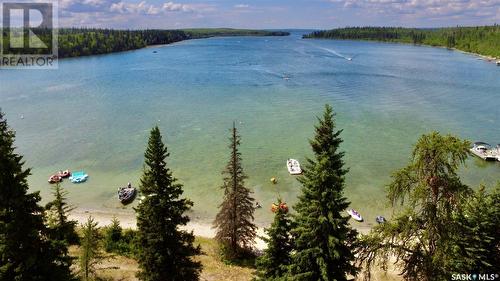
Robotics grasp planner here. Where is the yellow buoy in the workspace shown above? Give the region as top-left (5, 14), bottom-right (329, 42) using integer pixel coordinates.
top-left (270, 177), bottom-right (277, 184)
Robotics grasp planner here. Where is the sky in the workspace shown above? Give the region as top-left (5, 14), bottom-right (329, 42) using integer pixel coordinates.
top-left (54, 0), bottom-right (500, 29)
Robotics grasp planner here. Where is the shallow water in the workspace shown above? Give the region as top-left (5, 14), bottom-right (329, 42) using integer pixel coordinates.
top-left (1, 31), bottom-right (499, 226)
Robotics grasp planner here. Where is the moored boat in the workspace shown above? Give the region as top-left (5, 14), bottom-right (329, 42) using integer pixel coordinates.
top-left (470, 142), bottom-right (497, 161)
top-left (118, 183), bottom-right (137, 204)
top-left (56, 169), bottom-right (71, 178)
top-left (347, 209), bottom-right (363, 222)
top-left (69, 171), bottom-right (88, 183)
top-left (48, 174), bottom-right (62, 184)
top-left (286, 159), bottom-right (302, 175)
top-left (376, 216), bottom-right (387, 224)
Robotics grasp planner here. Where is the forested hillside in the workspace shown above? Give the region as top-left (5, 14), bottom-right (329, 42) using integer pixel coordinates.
top-left (304, 26), bottom-right (500, 58)
top-left (1, 28), bottom-right (289, 58)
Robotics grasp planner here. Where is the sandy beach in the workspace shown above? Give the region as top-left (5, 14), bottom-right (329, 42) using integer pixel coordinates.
top-left (69, 207), bottom-right (373, 250)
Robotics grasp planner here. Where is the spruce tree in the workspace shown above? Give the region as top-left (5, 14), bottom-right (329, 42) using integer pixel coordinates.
top-left (135, 126), bottom-right (201, 281)
top-left (79, 216), bottom-right (104, 281)
top-left (288, 104), bottom-right (358, 281)
top-left (213, 123), bottom-right (257, 259)
top-left (255, 198), bottom-right (293, 281)
top-left (0, 110), bottom-right (74, 280)
top-left (45, 182), bottom-right (80, 244)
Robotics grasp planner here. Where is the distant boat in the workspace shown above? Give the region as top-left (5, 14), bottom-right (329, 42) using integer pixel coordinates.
top-left (347, 209), bottom-right (363, 222)
top-left (69, 171), bottom-right (88, 183)
top-left (347, 57), bottom-right (352, 61)
top-left (496, 60), bottom-right (500, 66)
top-left (286, 159), bottom-right (302, 175)
top-left (48, 174), bottom-right (62, 184)
top-left (470, 142), bottom-right (497, 161)
top-left (56, 169), bottom-right (71, 178)
top-left (153, 51), bottom-right (158, 53)
top-left (118, 184), bottom-right (137, 204)
top-left (376, 216), bottom-right (387, 224)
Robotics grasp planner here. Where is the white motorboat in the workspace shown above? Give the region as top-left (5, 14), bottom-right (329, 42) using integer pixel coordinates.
top-left (470, 142), bottom-right (497, 161)
top-left (286, 159), bottom-right (302, 175)
top-left (347, 209), bottom-right (363, 222)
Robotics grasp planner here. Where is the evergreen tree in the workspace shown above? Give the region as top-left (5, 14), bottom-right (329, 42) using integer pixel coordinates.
top-left (357, 132), bottom-right (472, 281)
top-left (255, 198), bottom-right (293, 281)
top-left (45, 182), bottom-right (80, 244)
top-left (451, 184), bottom-right (500, 274)
top-left (103, 217), bottom-right (122, 252)
top-left (213, 123), bottom-right (257, 259)
top-left (0, 110), bottom-right (74, 280)
top-left (79, 216), bottom-right (104, 281)
top-left (135, 126), bottom-right (201, 281)
top-left (288, 104), bottom-right (358, 281)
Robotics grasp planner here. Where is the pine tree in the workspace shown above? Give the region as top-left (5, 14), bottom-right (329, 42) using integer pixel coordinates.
top-left (135, 126), bottom-right (201, 281)
top-left (213, 123), bottom-right (257, 259)
top-left (45, 182), bottom-right (80, 244)
top-left (357, 132), bottom-right (472, 281)
top-left (0, 110), bottom-right (75, 280)
top-left (255, 198), bottom-right (293, 281)
top-left (288, 104), bottom-right (358, 281)
top-left (79, 216), bottom-right (104, 281)
top-left (449, 184), bottom-right (499, 274)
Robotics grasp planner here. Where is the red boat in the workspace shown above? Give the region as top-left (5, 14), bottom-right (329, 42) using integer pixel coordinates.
top-left (48, 174), bottom-right (62, 184)
top-left (56, 169), bottom-right (71, 178)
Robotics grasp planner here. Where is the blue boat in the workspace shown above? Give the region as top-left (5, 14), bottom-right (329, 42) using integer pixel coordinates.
top-left (69, 171), bottom-right (89, 183)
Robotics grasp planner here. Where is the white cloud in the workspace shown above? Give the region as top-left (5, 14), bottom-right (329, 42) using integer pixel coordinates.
top-left (234, 4), bottom-right (250, 8)
top-left (162, 1), bottom-right (193, 12)
top-left (109, 1), bottom-right (196, 14)
top-left (329, 0), bottom-right (500, 22)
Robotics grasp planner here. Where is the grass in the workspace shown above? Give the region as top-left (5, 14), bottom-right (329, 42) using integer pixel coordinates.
top-left (69, 235), bottom-right (401, 281)
top-left (69, 236), bottom-right (255, 281)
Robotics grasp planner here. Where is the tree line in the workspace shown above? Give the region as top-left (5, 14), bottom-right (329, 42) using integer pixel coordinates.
top-left (0, 105), bottom-right (498, 281)
top-left (304, 25), bottom-right (500, 58)
top-left (0, 28), bottom-right (290, 59)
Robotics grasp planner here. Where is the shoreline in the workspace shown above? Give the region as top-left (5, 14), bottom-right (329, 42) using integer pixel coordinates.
top-left (69, 207), bottom-right (373, 250)
top-left (304, 37), bottom-right (499, 64)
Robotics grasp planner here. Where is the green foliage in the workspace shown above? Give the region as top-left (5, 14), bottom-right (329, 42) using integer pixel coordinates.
top-left (255, 198), bottom-right (293, 281)
top-left (450, 184), bottom-right (500, 273)
top-left (213, 123), bottom-right (257, 260)
top-left (288, 104), bottom-right (358, 281)
top-left (45, 183), bottom-right (80, 245)
top-left (0, 110), bottom-right (75, 280)
top-left (135, 126), bottom-right (202, 281)
top-left (183, 28), bottom-right (290, 38)
top-left (356, 132), bottom-right (474, 281)
top-left (103, 217), bottom-right (138, 258)
top-left (0, 28), bottom-right (289, 59)
top-left (79, 216), bottom-right (104, 281)
top-left (305, 25), bottom-right (500, 58)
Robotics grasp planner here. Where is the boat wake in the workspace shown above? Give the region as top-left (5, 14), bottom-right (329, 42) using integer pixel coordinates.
top-left (318, 47), bottom-right (352, 61)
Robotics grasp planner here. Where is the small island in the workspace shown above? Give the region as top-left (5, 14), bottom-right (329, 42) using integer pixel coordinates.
top-left (304, 26), bottom-right (500, 60)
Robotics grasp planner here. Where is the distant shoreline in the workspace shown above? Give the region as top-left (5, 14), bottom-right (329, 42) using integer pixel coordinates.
top-left (304, 37), bottom-right (499, 64)
top-left (303, 26), bottom-right (500, 64)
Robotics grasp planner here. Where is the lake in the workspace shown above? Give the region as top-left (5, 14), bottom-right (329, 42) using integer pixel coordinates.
top-left (1, 31), bottom-right (499, 227)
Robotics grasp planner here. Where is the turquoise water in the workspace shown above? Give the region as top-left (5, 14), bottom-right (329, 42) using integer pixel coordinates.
top-left (1, 31), bottom-right (499, 226)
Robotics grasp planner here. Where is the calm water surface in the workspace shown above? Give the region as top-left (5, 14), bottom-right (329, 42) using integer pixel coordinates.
top-left (1, 31), bottom-right (499, 226)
